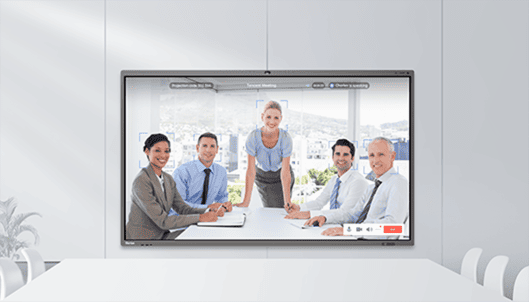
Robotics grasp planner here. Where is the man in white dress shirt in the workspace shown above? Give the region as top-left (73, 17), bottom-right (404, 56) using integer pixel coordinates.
top-left (305, 137), bottom-right (408, 236)
top-left (284, 139), bottom-right (369, 222)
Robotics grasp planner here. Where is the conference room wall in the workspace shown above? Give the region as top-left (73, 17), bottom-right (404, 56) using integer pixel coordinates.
top-left (0, 1), bottom-right (106, 260)
top-left (442, 1), bottom-right (529, 299)
top-left (0, 1), bottom-right (527, 294)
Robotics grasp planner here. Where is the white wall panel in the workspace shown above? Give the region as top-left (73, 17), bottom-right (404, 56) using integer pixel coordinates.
top-left (443, 1), bottom-right (529, 299)
top-left (0, 1), bottom-right (105, 260)
top-left (105, 0), bottom-right (268, 258)
top-left (267, 0), bottom-right (442, 260)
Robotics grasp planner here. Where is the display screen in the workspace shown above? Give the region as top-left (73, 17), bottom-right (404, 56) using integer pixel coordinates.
top-left (122, 70), bottom-right (413, 246)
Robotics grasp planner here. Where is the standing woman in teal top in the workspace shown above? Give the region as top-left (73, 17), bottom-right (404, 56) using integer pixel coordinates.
top-left (236, 101), bottom-right (295, 208)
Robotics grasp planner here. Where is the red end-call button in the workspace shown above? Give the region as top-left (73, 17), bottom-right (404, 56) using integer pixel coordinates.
top-left (383, 226), bottom-right (402, 233)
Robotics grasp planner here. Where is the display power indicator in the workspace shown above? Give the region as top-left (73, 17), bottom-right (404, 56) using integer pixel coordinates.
top-left (383, 226), bottom-right (403, 233)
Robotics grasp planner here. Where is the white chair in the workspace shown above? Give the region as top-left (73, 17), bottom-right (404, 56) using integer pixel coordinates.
top-left (460, 247), bottom-right (483, 282)
top-left (0, 258), bottom-right (25, 300)
top-left (20, 248), bottom-right (45, 283)
top-left (483, 255), bottom-right (509, 296)
top-left (513, 266), bottom-right (529, 302)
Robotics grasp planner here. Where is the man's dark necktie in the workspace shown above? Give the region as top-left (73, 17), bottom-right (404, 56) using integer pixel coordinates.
top-left (201, 168), bottom-right (211, 205)
top-left (356, 180), bottom-right (382, 223)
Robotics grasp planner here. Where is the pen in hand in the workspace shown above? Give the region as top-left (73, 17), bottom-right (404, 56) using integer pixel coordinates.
top-left (216, 205), bottom-right (226, 217)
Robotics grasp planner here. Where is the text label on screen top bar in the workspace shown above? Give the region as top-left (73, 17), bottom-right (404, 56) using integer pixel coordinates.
top-left (328, 82), bottom-right (370, 89)
top-left (170, 83), bottom-right (214, 89)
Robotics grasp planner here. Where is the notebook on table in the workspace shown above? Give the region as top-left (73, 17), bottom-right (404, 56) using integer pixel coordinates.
top-left (197, 211), bottom-right (246, 227)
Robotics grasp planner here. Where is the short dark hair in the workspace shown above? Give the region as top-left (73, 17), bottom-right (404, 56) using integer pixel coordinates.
top-left (197, 132), bottom-right (218, 146)
top-left (143, 133), bottom-right (171, 152)
top-left (331, 139), bottom-right (355, 157)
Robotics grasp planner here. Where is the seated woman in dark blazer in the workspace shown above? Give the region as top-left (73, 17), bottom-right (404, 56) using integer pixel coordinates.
top-left (126, 134), bottom-right (220, 240)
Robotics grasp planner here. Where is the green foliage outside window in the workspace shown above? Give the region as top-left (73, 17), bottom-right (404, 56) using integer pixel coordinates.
top-left (228, 180), bottom-right (245, 204)
top-left (295, 174), bottom-right (310, 185)
top-left (307, 166), bottom-right (337, 186)
top-left (293, 167), bottom-right (338, 205)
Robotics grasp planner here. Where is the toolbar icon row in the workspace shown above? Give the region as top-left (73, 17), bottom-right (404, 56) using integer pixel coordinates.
top-left (343, 224), bottom-right (404, 236)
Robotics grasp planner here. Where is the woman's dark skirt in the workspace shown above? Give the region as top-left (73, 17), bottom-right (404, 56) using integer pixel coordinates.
top-left (254, 165), bottom-right (295, 208)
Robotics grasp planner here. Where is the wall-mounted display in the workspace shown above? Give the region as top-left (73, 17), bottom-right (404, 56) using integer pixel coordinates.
top-left (121, 70), bottom-right (414, 246)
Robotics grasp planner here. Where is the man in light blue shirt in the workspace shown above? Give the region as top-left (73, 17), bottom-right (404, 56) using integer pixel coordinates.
top-left (306, 137), bottom-right (408, 236)
top-left (168, 133), bottom-right (232, 216)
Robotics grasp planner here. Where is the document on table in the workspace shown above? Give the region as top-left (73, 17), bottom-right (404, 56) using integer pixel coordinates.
top-left (197, 211), bottom-right (246, 227)
top-left (287, 219), bottom-right (316, 229)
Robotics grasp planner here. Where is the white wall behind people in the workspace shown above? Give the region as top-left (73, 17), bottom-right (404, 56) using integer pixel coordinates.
top-left (0, 0), bottom-right (527, 299)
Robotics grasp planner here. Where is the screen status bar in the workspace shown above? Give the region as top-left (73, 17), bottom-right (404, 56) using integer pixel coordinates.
top-left (169, 82), bottom-right (370, 90)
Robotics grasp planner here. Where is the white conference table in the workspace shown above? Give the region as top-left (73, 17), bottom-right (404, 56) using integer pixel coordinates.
top-left (178, 207), bottom-right (404, 240)
top-left (5, 258), bottom-right (509, 301)
top-left (177, 186), bottom-right (407, 240)
top-left (178, 207), bottom-right (349, 240)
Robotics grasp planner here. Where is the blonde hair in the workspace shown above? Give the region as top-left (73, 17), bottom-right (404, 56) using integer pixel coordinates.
top-left (263, 100), bottom-right (282, 114)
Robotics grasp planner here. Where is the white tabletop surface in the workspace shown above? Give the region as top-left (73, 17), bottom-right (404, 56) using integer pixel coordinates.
top-left (178, 207), bottom-right (360, 240)
top-left (5, 258), bottom-right (510, 301)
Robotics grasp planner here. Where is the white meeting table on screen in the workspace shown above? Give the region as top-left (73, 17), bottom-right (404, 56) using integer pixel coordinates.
top-left (175, 184), bottom-right (408, 240)
top-left (177, 207), bottom-right (352, 240)
top-left (5, 258), bottom-right (509, 301)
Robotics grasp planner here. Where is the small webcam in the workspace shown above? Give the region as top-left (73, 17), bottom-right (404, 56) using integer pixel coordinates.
top-left (264, 71), bottom-right (271, 75)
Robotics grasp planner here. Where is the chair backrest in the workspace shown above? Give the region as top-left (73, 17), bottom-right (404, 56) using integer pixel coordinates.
top-left (483, 255), bottom-right (509, 296)
top-left (0, 258), bottom-right (25, 300)
top-left (20, 248), bottom-right (46, 283)
top-left (513, 266), bottom-right (529, 302)
top-left (460, 247), bottom-right (483, 282)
